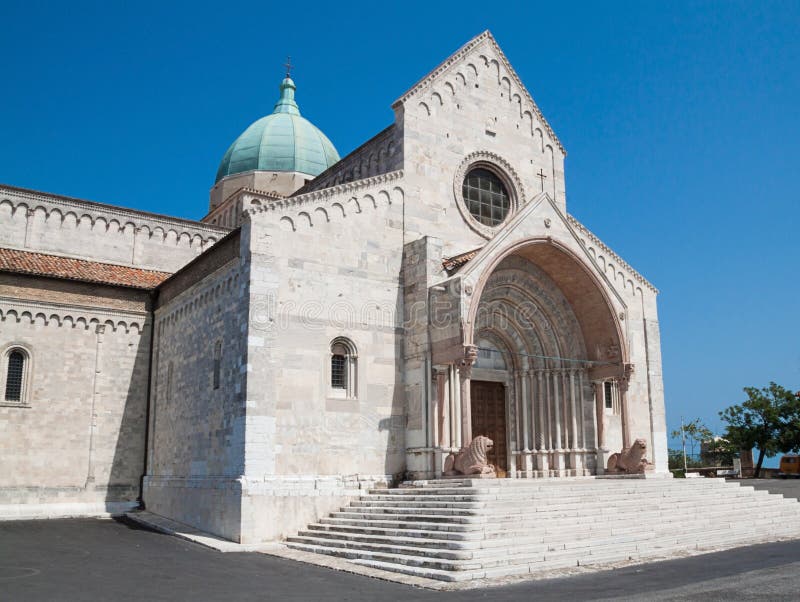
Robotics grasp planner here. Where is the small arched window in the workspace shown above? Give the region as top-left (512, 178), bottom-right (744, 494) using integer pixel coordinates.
top-left (330, 338), bottom-right (357, 399)
top-left (3, 347), bottom-right (30, 405)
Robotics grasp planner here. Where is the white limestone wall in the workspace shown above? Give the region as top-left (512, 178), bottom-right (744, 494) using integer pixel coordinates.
top-left (299, 125), bottom-right (403, 193)
top-left (570, 218), bottom-right (667, 472)
top-left (0, 278), bottom-right (149, 517)
top-left (0, 185), bottom-right (228, 273)
top-left (397, 34), bottom-right (567, 259)
top-left (144, 251), bottom-right (248, 541)
top-left (237, 174), bottom-right (407, 541)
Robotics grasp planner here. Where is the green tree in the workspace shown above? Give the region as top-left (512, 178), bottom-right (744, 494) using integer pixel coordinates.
top-left (671, 418), bottom-right (713, 463)
top-left (719, 383), bottom-right (799, 478)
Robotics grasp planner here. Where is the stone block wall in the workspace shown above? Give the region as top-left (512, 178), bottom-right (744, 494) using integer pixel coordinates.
top-left (144, 232), bottom-right (248, 541)
top-left (0, 185), bottom-right (228, 272)
top-left (237, 174), bottom-right (408, 541)
top-left (0, 274), bottom-right (150, 518)
top-left (397, 33), bottom-right (567, 258)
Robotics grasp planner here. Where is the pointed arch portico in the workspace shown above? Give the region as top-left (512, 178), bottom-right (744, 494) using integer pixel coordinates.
top-left (428, 232), bottom-right (634, 478)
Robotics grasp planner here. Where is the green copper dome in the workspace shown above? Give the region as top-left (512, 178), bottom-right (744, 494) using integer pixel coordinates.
top-left (215, 77), bottom-right (340, 183)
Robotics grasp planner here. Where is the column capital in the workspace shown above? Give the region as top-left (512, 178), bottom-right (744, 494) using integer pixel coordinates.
top-left (619, 363), bottom-right (635, 391)
top-left (459, 345), bottom-right (478, 379)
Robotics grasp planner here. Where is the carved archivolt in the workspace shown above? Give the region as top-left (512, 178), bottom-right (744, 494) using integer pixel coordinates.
top-left (453, 152), bottom-right (525, 239)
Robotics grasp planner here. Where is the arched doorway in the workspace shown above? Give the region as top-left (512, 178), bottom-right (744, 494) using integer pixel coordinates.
top-left (465, 240), bottom-right (627, 477)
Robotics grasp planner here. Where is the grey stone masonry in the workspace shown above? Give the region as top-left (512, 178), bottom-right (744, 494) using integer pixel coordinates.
top-left (0, 273), bottom-right (151, 518)
top-left (0, 184), bottom-right (229, 272)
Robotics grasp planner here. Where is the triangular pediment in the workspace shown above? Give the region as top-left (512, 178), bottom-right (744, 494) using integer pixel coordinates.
top-left (393, 31), bottom-right (565, 154)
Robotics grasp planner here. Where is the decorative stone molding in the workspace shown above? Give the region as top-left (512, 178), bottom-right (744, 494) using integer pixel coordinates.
top-left (393, 30), bottom-right (565, 154)
top-left (156, 267), bottom-right (241, 330)
top-left (0, 296), bottom-right (147, 334)
top-left (242, 171), bottom-right (404, 233)
top-left (245, 170), bottom-right (403, 215)
top-left (0, 185), bottom-right (227, 243)
top-left (453, 152), bottom-right (525, 239)
top-left (295, 125), bottom-right (400, 195)
top-left (567, 214), bottom-right (658, 294)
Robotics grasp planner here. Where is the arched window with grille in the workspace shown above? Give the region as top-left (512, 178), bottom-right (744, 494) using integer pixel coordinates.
top-left (3, 347), bottom-right (30, 405)
top-left (329, 338), bottom-right (357, 399)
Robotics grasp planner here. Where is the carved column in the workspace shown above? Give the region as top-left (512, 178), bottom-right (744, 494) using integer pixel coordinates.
top-left (593, 380), bottom-right (607, 475)
top-left (620, 363), bottom-right (634, 451)
top-left (578, 369), bottom-right (587, 450)
top-left (552, 370), bottom-right (562, 450)
top-left (569, 370), bottom-right (578, 450)
top-left (459, 346), bottom-right (477, 445)
top-left (536, 369), bottom-right (549, 475)
top-left (552, 369), bottom-right (565, 474)
top-left (520, 370), bottom-right (530, 452)
top-left (449, 364), bottom-right (460, 448)
top-left (593, 381), bottom-right (605, 449)
top-left (527, 369), bottom-right (537, 473)
top-left (434, 367), bottom-right (448, 448)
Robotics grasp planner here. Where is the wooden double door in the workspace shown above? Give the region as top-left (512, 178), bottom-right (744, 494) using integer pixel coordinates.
top-left (470, 380), bottom-right (508, 474)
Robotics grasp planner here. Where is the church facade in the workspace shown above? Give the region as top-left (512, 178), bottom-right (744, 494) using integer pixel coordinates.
top-left (0, 32), bottom-right (667, 543)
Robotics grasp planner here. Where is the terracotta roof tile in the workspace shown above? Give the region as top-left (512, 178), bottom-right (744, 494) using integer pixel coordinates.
top-left (442, 247), bottom-right (483, 272)
top-left (0, 248), bottom-right (171, 289)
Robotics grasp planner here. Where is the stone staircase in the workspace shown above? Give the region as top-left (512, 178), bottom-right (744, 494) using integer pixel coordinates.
top-left (285, 477), bottom-right (800, 582)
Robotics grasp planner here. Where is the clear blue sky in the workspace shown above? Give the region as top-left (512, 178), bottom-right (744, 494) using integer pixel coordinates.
top-left (1, 1), bottom-right (798, 452)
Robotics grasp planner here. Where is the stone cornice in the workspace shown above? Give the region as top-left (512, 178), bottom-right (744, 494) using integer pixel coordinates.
top-left (567, 214), bottom-right (658, 294)
top-left (245, 170), bottom-right (404, 216)
top-left (392, 30), bottom-right (565, 155)
top-left (0, 184), bottom-right (228, 238)
top-left (0, 295), bottom-right (148, 332)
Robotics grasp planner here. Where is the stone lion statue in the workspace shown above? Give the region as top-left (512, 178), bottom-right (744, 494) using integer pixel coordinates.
top-left (606, 437), bottom-right (651, 474)
top-left (444, 436), bottom-right (496, 476)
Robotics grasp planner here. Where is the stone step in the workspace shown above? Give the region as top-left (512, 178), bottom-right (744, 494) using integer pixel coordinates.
top-left (376, 479), bottom-right (738, 497)
top-left (309, 521), bottom-right (479, 539)
top-left (361, 487), bottom-right (756, 503)
top-left (322, 498), bottom-right (795, 539)
top-left (298, 519), bottom-right (800, 582)
top-left (285, 541), bottom-right (484, 572)
top-left (288, 478), bottom-right (800, 582)
top-left (288, 521), bottom-right (788, 578)
top-left (336, 495), bottom-right (786, 525)
top-left (285, 535), bottom-right (476, 560)
top-left (301, 507), bottom-right (800, 555)
top-left (318, 516), bottom-right (481, 532)
top-left (329, 510), bottom-right (481, 523)
top-left (298, 528), bottom-right (481, 549)
top-left (353, 489), bottom-right (774, 510)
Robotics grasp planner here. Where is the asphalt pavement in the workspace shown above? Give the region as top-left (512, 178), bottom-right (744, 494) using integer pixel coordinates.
top-left (2, 515), bottom-right (800, 601)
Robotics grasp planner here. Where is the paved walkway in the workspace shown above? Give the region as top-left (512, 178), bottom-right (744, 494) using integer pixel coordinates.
top-left (2, 517), bottom-right (800, 601)
top-left (735, 478), bottom-right (800, 500)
